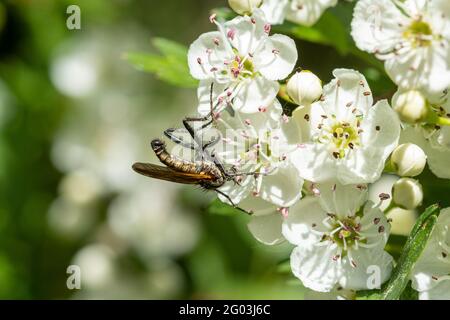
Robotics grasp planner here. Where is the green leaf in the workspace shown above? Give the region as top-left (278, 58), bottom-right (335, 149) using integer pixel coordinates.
top-left (409, 204), bottom-right (440, 238)
top-left (385, 234), bottom-right (408, 260)
top-left (355, 289), bottom-right (382, 300)
top-left (124, 38), bottom-right (198, 88)
top-left (399, 282), bottom-right (419, 300)
top-left (152, 37), bottom-right (188, 59)
top-left (380, 204), bottom-right (440, 300)
top-left (206, 199), bottom-right (243, 216)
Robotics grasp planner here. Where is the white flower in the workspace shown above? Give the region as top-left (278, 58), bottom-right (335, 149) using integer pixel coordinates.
top-left (242, 197), bottom-right (288, 245)
top-left (259, 0), bottom-right (289, 25)
top-left (392, 90), bottom-right (429, 124)
top-left (393, 88), bottom-right (450, 151)
top-left (287, 70), bottom-right (323, 106)
top-left (411, 208), bottom-right (450, 300)
top-left (400, 126), bottom-right (450, 179)
top-left (291, 69), bottom-right (401, 184)
top-left (285, 0), bottom-right (338, 27)
top-left (392, 178), bottom-right (423, 210)
top-left (188, 10), bottom-right (297, 113)
top-left (426, 89), bottom-right (450, 150)
top-left (282, 183), bottom-right (393, 292)
top-left (351, 0), bottom-right (450, 96)
top-left (390, 143), bottom-right (427, 177)
top-left (260, 0), bottom-right (338, 26)
top-left (212, 99), bottom-right (304, 209)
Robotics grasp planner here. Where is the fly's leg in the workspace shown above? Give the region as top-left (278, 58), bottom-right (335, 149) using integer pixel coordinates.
top-left (214, 189), bottom-right (252, 215)
top-left (164, 128), bottom-right (196, 150)
top-left (202, 135), bottom-right (221, 149)
top-left (214, 189), bottom-right (235, 207)
top-left (209, 150), bottom-right (228, 176)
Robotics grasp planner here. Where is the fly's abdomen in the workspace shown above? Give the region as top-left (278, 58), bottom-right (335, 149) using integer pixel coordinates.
top-left (151, 139), bottom-right (198, 174)
top-left (151, 139), bottom-right (225, 187)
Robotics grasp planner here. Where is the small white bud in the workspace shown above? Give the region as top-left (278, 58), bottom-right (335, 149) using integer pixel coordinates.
top-left (392, 178), bottom-right (423, 210)
top-left (386, 207), bottom-right (417, 236)
top-left (228, 0), bottom-right (262, 15)
top-left (286, 70), bottom-right (323, 106)
top-left (390, 143), bottom-right (427, 177)
top-left (392, 90), bottom-right (428, 124)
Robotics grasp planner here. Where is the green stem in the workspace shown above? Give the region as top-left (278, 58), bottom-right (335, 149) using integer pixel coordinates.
top-left (425, 107), bottom-right (450, 127)
top-left (383, 158), bottom-right (396, 174)
top-left (436, 116), bottom-right (450, 126)
top-left (278, 84), bottom-right (295, 105)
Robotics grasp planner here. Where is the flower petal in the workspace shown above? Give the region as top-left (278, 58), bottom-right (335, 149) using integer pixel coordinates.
top-left (259, 163), bottom-right (303, 207)
top-left (401, 126), bottom-right (450, 179)
top-left (318, 69), bottom-right (373, 120)
top-left (337, 147), bottom-right (388, 184)
top-left (316, 182), bottom-right (368, 219)
top-left (359, 201), bottom-right (391, 245)
top-left (260, 0), bottom-right (289, 25)
top-left (188, 31), bottom-right (229, 80)
top-left (232, 77), bottom-right (280, 113)
top-left (224, 10), bottom-right (268, 57)
top-left (427, 146), bottom-right (450, 179)
top-left (197, 80), bottom-right (228, 115)
top-left (412, 208), bottom-right (450, 292)
top-left (291, 144), bottom-right (338, 183)
top-left (419, 281), bottom-right (450, 300)
top-left (282, 197), bottom-right (327, 246)
top-left (248, 212), bottom-right (285, 245)
top-left (286, 0), bottom-right (338, 27)
top-left (290, 244), bottom-right (341, 292)
top-left (361, 99), bottom-right (400, 159)
top-left (339, 247), bottom-right (393, 290)
top-left (385, 46), bottom-right (450, 96)
top-left (255, 34), bottom-right (298, 80)
top-left (351, 0), bottom-right (406, 53)
top-left (217, 177), bottom-right (253, 205)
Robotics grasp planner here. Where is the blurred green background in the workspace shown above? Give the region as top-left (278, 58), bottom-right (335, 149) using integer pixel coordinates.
top-left (0, 0), bottom-right (448, 299)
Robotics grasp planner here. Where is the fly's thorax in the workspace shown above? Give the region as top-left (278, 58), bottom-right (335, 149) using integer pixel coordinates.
top-left (201, 161), bottom-right (225, 180)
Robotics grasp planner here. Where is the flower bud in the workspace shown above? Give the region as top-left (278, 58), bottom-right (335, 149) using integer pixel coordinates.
top-left (386, 207), bottom-right (417, 236)
top-left (392, 90), bottom-right (428, 124)
top-left (390, 143), bottom-right (427, 177)
top-left (228, 0), bottom-right (262, 15)
top-left (392, 178), bottom-right (423, 210)
top-left (286, 70), bottom-right (323, 106)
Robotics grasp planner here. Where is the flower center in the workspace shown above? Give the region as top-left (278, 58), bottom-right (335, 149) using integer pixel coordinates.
top-left (331, 123), bottom-right (360, 155)
top-left (317, 119), bottom-right (362, 159)
top-left (330, 217), bottom-right (363, 249)
top-left (320, 213), bottom-right (368, 257)
top-left (226, 54), bottom-right (255, 80)
top-left (403, 19), bottom-right (433, 47)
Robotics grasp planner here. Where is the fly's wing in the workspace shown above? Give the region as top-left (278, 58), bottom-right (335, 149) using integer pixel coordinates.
top-left (132, 162), bottom-right (213, 185)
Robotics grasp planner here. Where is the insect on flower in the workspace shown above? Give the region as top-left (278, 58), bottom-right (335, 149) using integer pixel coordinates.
top-left (132, 85), bottom-right (256, 207)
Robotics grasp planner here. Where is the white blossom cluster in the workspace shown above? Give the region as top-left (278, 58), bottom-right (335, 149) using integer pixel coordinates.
top-left (180, 0), bottom-right (450, 299)
top-left (352, 0), bottom-right (450, 179)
